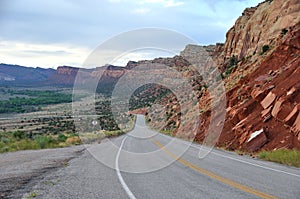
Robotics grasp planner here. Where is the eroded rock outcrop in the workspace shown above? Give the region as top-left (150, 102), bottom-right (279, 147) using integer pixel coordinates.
top-left (217, 21), bottom-right (300, 152)
top-left (189, 0), bottom-right (300, 152)
top-left (218, 0), bottom-right (300, 65)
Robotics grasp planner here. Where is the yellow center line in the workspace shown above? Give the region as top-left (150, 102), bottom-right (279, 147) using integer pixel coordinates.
top-left (153, 140), bottom-right (277, 199)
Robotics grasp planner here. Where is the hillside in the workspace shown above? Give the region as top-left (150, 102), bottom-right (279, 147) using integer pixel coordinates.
top-left (151, 0), bottom-right (300, 152)
top-left (214, 19), bottom-right (300, 150)
top-left (131, 0), bottom-right (300, 153)
top-left (211, 0), bottom-right (300, 152)
top-left (0, 64), bottom-right (55, 86)
top-left (0, 64), bottom-right (126, 89)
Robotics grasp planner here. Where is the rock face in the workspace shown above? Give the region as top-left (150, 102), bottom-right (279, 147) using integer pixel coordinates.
top-left (47, 65), bottom-right (127, 86)
top-left (47, 66), bottom-right (80, 85)
top-left (91, 65), bottom-right (126, 78)
top-left (216, 21), bottom-right (300, 152)
top-left (56, 66), bottom-right (79, 75)
top-left (180, 44), bottom-right (223, 67)
top-left (190, 0), bottom-right (300, 152)
top-left (218, 0), bottom-right (300, 66)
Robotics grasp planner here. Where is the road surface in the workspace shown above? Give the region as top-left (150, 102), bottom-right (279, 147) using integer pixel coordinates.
top-left (22, 115), bottom-right (300, 198)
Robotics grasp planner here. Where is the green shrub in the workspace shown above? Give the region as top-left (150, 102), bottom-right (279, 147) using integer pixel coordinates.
top-left (259, 149), bottom-right (300, 167)
top-left (0, 130), bottom-right (82, 153)
top-left (0, 90), bottom-right (72, 114)
top-left (16, 139), bottom-right (39, 150)
top-left (281, 28), bottom-right (288, 36)
top-left (261, 45), bottom-right (269, 55)
top-left (1, 136), bottom-right (11, 144)
top-left (224, 55), bottom-right (238, 77)
top-left (35, 136), bottom-right (55, 149)
top-left (104, 130), bottom-right (124, 137)
top-left (57, 134), bottom-right (68, 142)
top-left (12, 131), bottom-right (26, 140)
top-left (0, 142), bottom-right (8, 153)
top-left (229, 55), bottom-right (238, 67)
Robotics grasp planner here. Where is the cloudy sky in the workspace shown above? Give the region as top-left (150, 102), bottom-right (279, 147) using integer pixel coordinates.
top-left (0, 0), bottom-right (263, 68)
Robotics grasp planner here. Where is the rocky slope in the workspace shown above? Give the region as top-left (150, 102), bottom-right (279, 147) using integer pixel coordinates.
top-left (188, 0), bottom-right (300, 152)
top-left (217, 21), bottom-right (300, 152)
top-left (142, 0), bottom-right (300, 153)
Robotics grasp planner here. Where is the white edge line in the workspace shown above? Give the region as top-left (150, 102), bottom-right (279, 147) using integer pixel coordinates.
top-left (208, 148), bottom-right (300, 178)
top-left (115, 137), bottom-right (137, 199)
top-left (157, 132), bottom-right (300, 178)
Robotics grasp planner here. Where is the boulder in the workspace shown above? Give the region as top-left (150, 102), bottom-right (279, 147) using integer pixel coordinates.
top-left (251, 89), bottom-right (266, 102)
top-left (261, 106), bottom-right (272, 117)
top-left (260, 91), bottom-right (276, 109)
top-left (246, 128), bottom-right (268, 152)
top-left (271, 97), bottom-right (285, 118)
top-left (287, 87), bottom-right (297, 96)
top-left (271, 98), bottom-right (293, 122)
top-left (292, 112), bottom-right (300, 134)
top-left (284, 105), bottom-right (300, 126)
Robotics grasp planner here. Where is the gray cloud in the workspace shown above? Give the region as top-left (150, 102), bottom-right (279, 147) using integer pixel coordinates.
top-left (0, 0), bottom-right (264, 67)
top-left (23, 50), bottom-right (72, 55)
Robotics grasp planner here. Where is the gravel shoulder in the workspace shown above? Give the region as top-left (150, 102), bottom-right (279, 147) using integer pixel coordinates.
top-left (0, 146), bottom-right (85, 199)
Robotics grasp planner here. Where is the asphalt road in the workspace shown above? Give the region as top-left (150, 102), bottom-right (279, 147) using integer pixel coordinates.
top-left (0, 145), bottom-right (84, 198)
top-left (25, 115), bottom-right (300, 199)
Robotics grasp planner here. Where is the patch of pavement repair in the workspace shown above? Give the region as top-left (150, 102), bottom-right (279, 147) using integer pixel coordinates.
top-left (0, 146), bottom-right (85, 199)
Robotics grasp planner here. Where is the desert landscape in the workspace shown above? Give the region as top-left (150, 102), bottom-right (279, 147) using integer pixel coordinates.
top-left (1, 0), bottom-right (300, 198)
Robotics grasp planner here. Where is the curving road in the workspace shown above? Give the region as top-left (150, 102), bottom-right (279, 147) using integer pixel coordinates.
top-left (27, 115), bottom-right (300, 199)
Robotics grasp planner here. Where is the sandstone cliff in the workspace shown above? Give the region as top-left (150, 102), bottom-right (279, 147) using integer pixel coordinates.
top-left (191, 0), bottom-right (300, 152)
top-left (218, 21), bottom-right (300, 151)
top-left (219, 0), bottom-right (300, 66)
